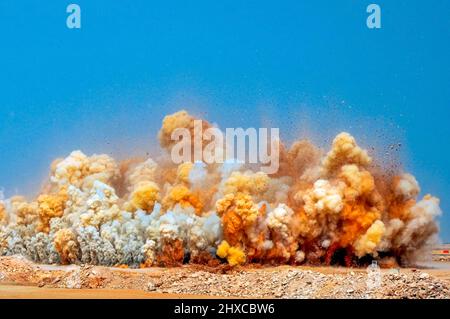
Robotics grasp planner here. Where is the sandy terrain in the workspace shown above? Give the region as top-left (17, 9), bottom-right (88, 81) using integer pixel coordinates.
top-left (0, 256), bottom-right (449, 299)
top-left (0, 285), bottom-right (208, 299)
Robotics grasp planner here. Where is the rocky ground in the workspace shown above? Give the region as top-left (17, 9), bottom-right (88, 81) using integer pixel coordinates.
top-left (0, 255), bottom-right (449, 299)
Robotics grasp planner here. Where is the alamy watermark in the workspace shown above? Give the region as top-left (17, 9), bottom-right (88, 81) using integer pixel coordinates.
top-left (170, 120), bottom-right (280, 174)
top-left (65, 4), bottom-right (380, 31)
top-left (366, 260), bottom-right (382, 291)
top-left (66, 4), bottom-right (81, 29)
top-left (366, 4), bottom-right (381, 29)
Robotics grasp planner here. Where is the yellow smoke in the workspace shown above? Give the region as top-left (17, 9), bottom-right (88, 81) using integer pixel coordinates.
top-left (217, 240), bottom-right (246, 266)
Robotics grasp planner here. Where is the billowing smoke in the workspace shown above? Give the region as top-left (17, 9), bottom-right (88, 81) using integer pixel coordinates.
top-left (0, 110), bottom-right (443, 267)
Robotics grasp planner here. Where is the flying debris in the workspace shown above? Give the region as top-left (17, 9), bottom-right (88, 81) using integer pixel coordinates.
top-left (0, 110), bottom-right (442, 267)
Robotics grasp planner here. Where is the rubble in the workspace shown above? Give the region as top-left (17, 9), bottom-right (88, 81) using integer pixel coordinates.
top-left (0, 256), bottom-right (449, 298)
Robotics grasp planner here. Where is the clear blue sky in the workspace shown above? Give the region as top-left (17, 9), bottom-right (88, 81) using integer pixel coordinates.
top-left (0, 1), bottom-right (449, 241)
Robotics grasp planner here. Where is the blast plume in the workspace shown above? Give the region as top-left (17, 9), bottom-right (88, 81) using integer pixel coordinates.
top-left (0, 110), bottom-right (442, 268)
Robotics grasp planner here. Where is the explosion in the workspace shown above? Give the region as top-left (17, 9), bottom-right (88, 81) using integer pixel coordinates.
top-left (0, 110), bottom-right (443, 268)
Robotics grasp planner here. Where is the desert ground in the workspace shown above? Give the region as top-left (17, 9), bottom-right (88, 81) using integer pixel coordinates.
top-left (0, 255), bottom-right (449, 299)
